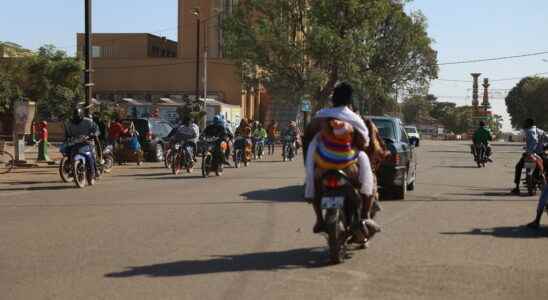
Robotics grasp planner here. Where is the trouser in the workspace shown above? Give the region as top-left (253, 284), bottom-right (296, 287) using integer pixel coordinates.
top-left (536, 185), bottom-right (548, 216)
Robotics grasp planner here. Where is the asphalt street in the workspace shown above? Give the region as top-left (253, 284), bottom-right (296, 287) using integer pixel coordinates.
top-left (1, 141), bottom-right (547, 300)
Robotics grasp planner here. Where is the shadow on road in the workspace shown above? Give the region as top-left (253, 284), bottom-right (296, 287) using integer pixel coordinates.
top-left (440, 226), bottom-right (548, 239)
top-left (105, 247), bottom-right (326, 278)
top-left (143, 175), bottom-right (204, 181)
top-left (428, 150), bottom-right (468, 154)
top-left (241, 185), bottom-right (304, 202)
top-left (0, 185), bottom-right (75, 192)
top-left (118, 172), bottom-right (174, 177)
top-left (443, 166), bottom-right (482, 169)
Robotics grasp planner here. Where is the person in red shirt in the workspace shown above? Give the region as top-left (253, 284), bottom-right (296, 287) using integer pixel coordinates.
top-left (108, 119), bottom-right (127, 144)
top-left (37, 121), bottom-right (50, 161)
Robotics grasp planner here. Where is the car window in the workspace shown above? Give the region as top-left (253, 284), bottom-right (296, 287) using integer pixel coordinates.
top-left (400, 126), bottom-right (410, 144)
top-left (405, 127), bottom-right (417, 134)
top-left (371, 119), bottom-right (396, 141)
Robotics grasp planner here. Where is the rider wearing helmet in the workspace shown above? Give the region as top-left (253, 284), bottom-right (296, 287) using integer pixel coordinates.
top-left (64, 107), bottom-right (101, 179)
top-left (202, 115), bottom-right (233, 165)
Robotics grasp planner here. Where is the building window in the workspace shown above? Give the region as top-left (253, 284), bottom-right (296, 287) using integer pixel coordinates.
top-left (92, 46), bottom-right (102, 58)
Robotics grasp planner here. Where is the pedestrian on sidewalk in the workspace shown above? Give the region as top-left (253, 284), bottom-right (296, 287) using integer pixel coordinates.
top-left (37, 121), bottom-right (50, 162)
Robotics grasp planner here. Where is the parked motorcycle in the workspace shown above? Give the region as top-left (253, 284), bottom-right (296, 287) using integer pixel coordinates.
top-left (201, 137), bottom-right (227, 177)
top-left (101, 144), bottom-right (114, 174)
top-left (172, 141), bottom-right (195, 175)
top-left (59, 136), bottom-right (98, 188)
top-left (318, 170), bottom-right (366, 264)
top-left (282, 135), bottom-right (296, 162)
top-left (523, 153), bottom-right (546, 196)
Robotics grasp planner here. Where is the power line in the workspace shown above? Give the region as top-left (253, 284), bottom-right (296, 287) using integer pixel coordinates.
top-left (438, 50), bottom-right (548, 66)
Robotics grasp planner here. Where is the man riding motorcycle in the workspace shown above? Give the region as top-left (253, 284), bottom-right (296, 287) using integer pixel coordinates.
top-left (252, 122), bottom-right (268, 158)
top-left (168, 117), bottom-right (200, 161)
top-left (303, 83), bottom-right (376, 237)
top-left (472, 121), bottom-right (493, 163)
top-left (64, 108), bottom-right (100, 180)
top-left (234, 118), bottom-right (253, 162)
top-left (511, 118), bottom-right (548, 195)
top-left (201, 115), bottom-right (233, 165)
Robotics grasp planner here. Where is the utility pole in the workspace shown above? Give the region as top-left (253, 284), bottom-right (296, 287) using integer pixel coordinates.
top-left (84, 0), bottom-right (93, 111)
top-left (195, 18), bottom-right (201, 105)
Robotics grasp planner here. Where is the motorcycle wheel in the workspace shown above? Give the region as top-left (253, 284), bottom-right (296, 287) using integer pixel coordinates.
top-left (202, 154), bottom-right (211, 178)
top-left (234, 150), bottom-right (241, 168)
top-left (215, 165), bottom-right (223, 176)
top-left (73, 160), bottom-right (87, 188)
top-left (526, 174), bottom-right (536, 196)
top-left (172, 154), bottom-right (180, 175)
top-left (59, 156), bottom-right (74, 183)
top-left (164, 149), bottom-right (172, 169)
top-left (326, 210), bottom-right (345, 264)
top-left (103, 156), bottom-right (114, 174)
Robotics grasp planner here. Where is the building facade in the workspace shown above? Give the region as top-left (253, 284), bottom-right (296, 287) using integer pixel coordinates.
top-left (76, 0), bottom-right (263, 121)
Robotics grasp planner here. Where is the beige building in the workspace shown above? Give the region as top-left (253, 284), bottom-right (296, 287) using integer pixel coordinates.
top-left (76, 0), bottom-right (264, 121)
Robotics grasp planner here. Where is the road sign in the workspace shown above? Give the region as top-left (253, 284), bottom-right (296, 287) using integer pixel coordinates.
top-left (301, 99), bottom-right (312, 112)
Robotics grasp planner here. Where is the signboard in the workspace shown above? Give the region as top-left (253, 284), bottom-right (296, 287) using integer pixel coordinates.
top-left (14, 101), bottom-right (36, 135)
top-left (301, 98), bottom-right (312, 112)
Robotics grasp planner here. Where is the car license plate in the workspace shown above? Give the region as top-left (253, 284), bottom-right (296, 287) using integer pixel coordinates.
top-left (321, 196), bottom-right (344, 209)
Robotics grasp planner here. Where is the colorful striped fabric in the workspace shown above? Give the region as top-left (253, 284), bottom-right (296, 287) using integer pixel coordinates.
top-left (314, 131), bottom-right (358, 170)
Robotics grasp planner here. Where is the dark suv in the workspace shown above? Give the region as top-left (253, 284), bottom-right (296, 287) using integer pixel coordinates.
top-left (123, 118), bottom-right (173, 162)
top-left (368, 116), bottom-right (418, 200)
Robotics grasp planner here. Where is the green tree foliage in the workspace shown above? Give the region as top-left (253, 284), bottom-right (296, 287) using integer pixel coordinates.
top-left (505, 76), bottom-right (548, 129)
top-left (0, 44), bottom-right (83, 120)
top-left (222, 0), bottom-right (438, 113)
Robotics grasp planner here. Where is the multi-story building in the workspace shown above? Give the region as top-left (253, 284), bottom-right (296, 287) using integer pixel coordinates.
top-left (76, 0), bottom-right (265, 122)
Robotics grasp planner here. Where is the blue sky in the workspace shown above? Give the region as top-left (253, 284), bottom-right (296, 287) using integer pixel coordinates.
top-left (2, 0), bottom-right (548, 131)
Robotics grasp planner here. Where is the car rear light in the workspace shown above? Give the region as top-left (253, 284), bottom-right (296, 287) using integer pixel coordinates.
top-left (390, 153), bottom-right (401, 165)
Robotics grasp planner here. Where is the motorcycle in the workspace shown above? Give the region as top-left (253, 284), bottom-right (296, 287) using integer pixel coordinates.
top-left (471, 143), bottom-right (489, 168)
top-left (318, 170), bottom-right (366, 264)
top-left (100, 144), bottom-right (114, 174)
top-left (59, 136), bottom-right (98, 188)
top-left (172, 141), bottom-right (195, 175)
top-left (233, 137), bottom-right (252, 168)
top-left (523, 153), bottom-right (546, 196)
top-left (164, 142), bottom-right (173, 169)
top-left (282, 135), bottom-right (296, 162)
top-left (253, 138), bottom-right (265, 160)
top-left (201, 137), bottom-right (227, 177)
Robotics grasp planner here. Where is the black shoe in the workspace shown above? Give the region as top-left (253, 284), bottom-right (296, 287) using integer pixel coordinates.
top-left (510, 188), bottom-right (520, 195)
top-left (526, 221), bottom-right (540, 229)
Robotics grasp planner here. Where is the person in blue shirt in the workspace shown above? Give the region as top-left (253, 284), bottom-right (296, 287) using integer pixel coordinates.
top-left (526, 184), bottom-right (548, 229)
top-left (511, 118), bottom-right (547, 195)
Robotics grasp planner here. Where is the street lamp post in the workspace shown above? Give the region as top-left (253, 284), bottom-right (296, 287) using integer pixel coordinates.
top-left (84, 0), bottom-right (93, 111)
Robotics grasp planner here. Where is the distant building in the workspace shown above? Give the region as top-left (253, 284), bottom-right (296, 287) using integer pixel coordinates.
top-left (76, 0), bottom-right (265, 121)
top-left (0, 42), bottom-right (33, 58)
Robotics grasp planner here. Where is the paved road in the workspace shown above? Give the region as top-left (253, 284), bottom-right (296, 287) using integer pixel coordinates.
top-left (1, 141), bottom-right (547, 300)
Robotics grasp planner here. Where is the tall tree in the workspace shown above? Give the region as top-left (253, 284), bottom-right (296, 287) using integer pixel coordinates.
top-left (222, 0), bottom-right (438, 113)
top-left (505, 76), bottom-right (548, 129)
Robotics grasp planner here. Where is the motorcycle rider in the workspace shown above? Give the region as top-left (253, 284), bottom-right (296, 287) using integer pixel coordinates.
top-left (201, 115), bottom-right (233, 165)
top-left (168, 117), bottom-right (200, 161)
top-left (252, 122), bottom-right (268, 157)
top-left (472, 121), bottom-right (493, 163)
top-left (64, 107), bottom-right (100, 180)
top-left (303, 82), bottom-right (375, 235)
top-left (511, 118), bottom-right (548, 195)
top-left (267, 121), bottom-right (280, 155)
